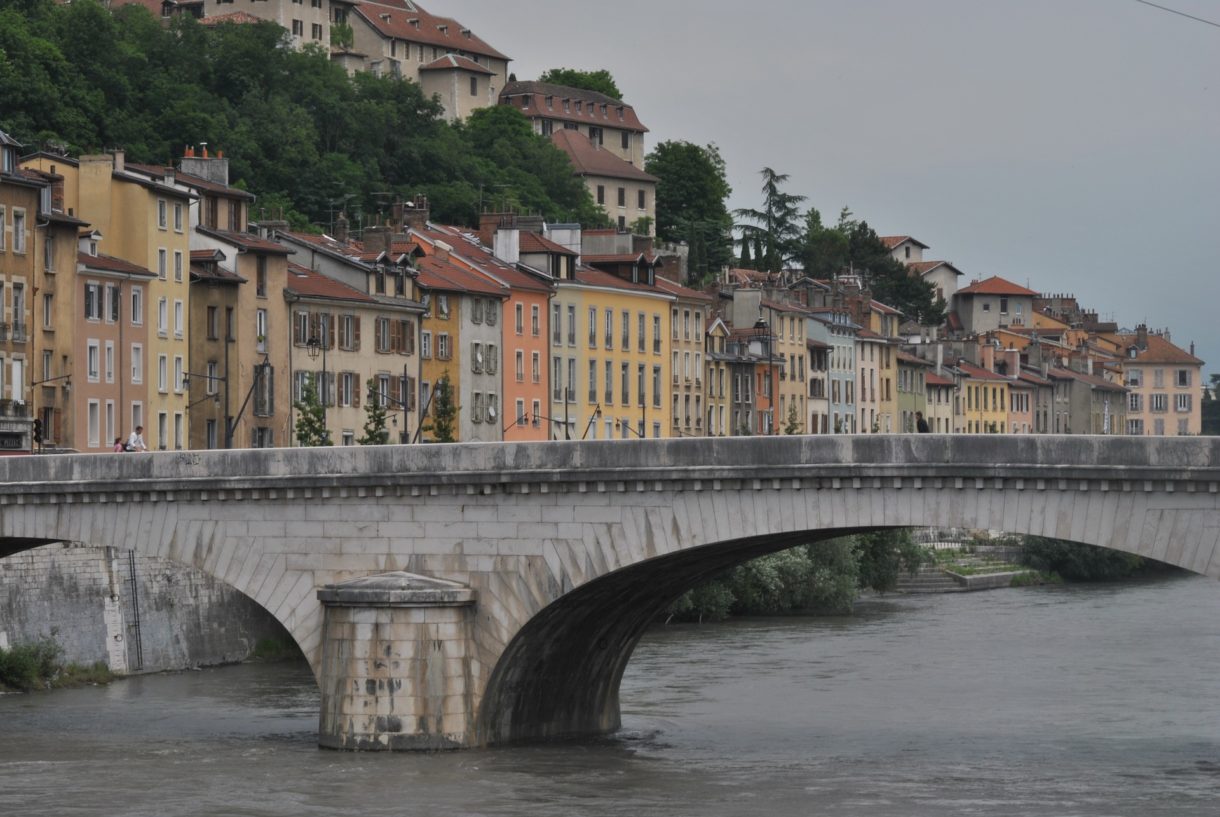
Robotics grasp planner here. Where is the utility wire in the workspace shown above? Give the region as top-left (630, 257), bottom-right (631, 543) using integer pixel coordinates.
top-left (1133, 0), bottom-right (1220, 29)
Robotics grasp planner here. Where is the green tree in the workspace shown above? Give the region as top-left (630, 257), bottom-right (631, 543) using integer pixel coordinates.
top-left (423, 375), bottom-right (457, 443)
top-left (1203, 374), bottom-right (1220, 435)
top-left (735, 168), bottom-right (807, 273)
top-left (1020, 537), bottom-right (1146, 581)
top-left (739, 237), bottom-right (753, 269)
top-left (357, 378), bottom-right (390, 445)
top-left (645, 141), bottom-right (734, 283)
top-left (537, 67), bottom-right (622, 99)
top-left (784, 401), bottom-right (802, 435)
top-left (798, 207), bottom-right (850, 280)
top-left (854, 529), bottom-right (926, 593)
top-left (293, 378), bottom-right (331, 447)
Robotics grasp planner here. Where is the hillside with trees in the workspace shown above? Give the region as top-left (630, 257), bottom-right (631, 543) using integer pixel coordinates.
top-left (0, 0), bottom-right (604, 229)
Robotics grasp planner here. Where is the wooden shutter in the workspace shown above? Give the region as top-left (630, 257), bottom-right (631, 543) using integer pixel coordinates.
top-left (353, 374), bottom-right (361, 408)
top-left (353, 316), bottom-right (362, 351)
top-left (389, 318), bottom-right (401, 354)
top-left (402, 320), bottom-right (415, 356)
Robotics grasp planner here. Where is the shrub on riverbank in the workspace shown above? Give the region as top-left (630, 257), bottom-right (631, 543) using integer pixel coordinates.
top-left (0, 636), bottom-right (115, 692)
top-left (1019, 537), bottom-right (1149, 582)
top-left (666, 532), bottom-right (922, 622)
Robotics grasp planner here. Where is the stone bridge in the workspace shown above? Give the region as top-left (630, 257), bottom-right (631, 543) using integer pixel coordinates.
top-left (2, 436), bottom-right (1219, 750)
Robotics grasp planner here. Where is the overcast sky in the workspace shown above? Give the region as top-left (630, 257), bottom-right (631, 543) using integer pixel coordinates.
top-left (442, 0), bottom-right (1220, 370)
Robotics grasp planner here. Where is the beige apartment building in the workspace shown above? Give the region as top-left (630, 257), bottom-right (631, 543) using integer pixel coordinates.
top-left (551, 130), bottom-right (657, 235)
top-left (657, 276), bottom-right (712, 438)
top-left (1111, 326), bottom-right (1204, 436)
top-left (500, 81), bottom-right (649, 168)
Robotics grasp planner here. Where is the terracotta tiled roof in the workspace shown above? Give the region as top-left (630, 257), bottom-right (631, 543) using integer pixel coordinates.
top-left (956, 360), bottom-right (1011, 382)
top-left (856, 329), bottom-right (887, 341)
top-left (352, 1), bottom-right (508, 62)
top-left (870, 299), bottom-right (903, 316)
top-left (550, 130), bottom-right (657, 183)
top-left (176, 170), bottom-right (256, 200)
top-left (416, 225), bottom-right (554, 294)
top-left (925, 371), bottom-right (955, 387)
top-left (1048, 367), bottom-right (1127, 392)
top-left (519, 231), bottom-right (578, 256)
top-left (1114, 333), bottom-right (1204, 365)
top-left (897, 350), bottom-right (932, 366)
top-left (571, 266), bottom-right (670, 296)
top-left (79, 252), bottom-right (155, 277)
top-left (415, 255), bottom-right (507, 297)
top-left (806, 338), bottom-right (831, 350)
top-left (500, 81), bottom-right (648, 133)
top-left (583, 252), bottom-right (662, 266)
top-left (199, 10), bottom-right (262, 25)
top-left (946, 311), bottom-right (963, 332)
top-left (908, 260), bottom-right (964, 277)
top-left (198, 226), bottom-right (293, 255)
top-left (1018, 369), bottom-right (1052, 387)
top-left (880, 235), bottom-right (929, 251)
top-left (655, 277), bottom-right (714, 302)
top-left (190, 262), bottom-right (246, 285)
top-left (419, 54), bottom-right (494, 75)
top-left (286, 263), bottom-right (376, 303)
top-left (956, 276), bottom-right (1039, 297)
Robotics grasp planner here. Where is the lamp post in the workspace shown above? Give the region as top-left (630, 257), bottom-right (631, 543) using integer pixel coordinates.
top-left (307, 332), bottom-right (328, 432)
top-left (29, 374), bottom-right (71, 453)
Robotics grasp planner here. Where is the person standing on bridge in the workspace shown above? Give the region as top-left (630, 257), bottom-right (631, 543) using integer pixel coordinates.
top-left (916, 412), bottom-right (930, 433)
top-left (127, 425), bottom-right (148, 452)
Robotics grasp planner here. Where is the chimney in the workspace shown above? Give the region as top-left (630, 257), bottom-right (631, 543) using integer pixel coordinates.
top-left (981, 342), bottom-right (996, 373)
top-left (364, 226), bottom-right (392, 255)
top-left (1191, 341), bottom-right (1196, 357)
top-left (935, 343), bottom-right (944, 375)
top-left (403, 195), bottom-right (430, 230)
top-left (1005, 348), bottom-right (1020, 376)
top-left (433, 240), bottom-right (452, 263)
top-left (480, 211), bottom-right (514, 247)
top-left (179, 148), bottom-right (230, 186)
top-left (111, 150), bottom-right (125, 172)
top-left (1136, 324), bottom-right (1149, 350)
top-left (493, 228), bottom-right (520, 265)
top-left (335, 212), bottom-right (349, 245)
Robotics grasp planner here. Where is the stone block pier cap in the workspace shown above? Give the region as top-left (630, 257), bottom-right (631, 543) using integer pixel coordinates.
top-left (317, 572), bottom-right (477, 608)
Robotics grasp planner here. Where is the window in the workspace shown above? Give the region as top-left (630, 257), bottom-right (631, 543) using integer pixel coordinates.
top-left (515, 399), bottom-right (526, 426)
top-left (173, 203), bottom-right (183, 232)
top-left (105, 342), bottom-right (114, 383)
top-left (1176, 393), bottom-right (1192, 413)
top-left (588, 360), bottom-right (598, 402)
top-left (470, 76), bottom-right (478, 96)
top-left (621, 131), bottom-right (630, 151)
top-left (131, 344), bottom-right (143, 384)
top-left (531, 351), bottom-right (541, 383)
top-left (588, 306), bottom-right (598, 347)
top-left (552, 304), bottom-right (562, 345)
top-left (174, 300), bottom-right (184, 337)
top-left (174, 251), bottom-right (183, 282)
top-left (256, 308), bottom-right (268, 352)
top-left (421, 331), bottom-right (432, 359)
top-left (531, 305), bottom-right (540, 336)
top-left (1127, 369), bottom-right (1142, 388)
top-left (622, 310), bottom-right (631, 349)
top-left (617, 187), bottom-right (626, 208)
top-left (597, 185), bottom-right (605, 205)
top-left (84, 283), bottom-right (103, 320)
top-left (472, 342), bottom-right (484, 374)
top-left (515, 303), bottom-right (524, 335)
top-left (158, 249), bottom-right (167, 280)
top-left (86, 340), bottom-right (100, 382)
top-left (312, 23), bottom-right (322, 40)
top-left (292, 19), bottom-right (303, 36)
top-left (437, 295), bottom-right (449, 318)
top-left (653, 315), bottom-right (662, 353)
top-left (638, 189), bottom-right (646, 210)
top-left (157, 354), bottom-right (168, 393)
top-left (87, 400), bottom-right (100, 448)
top-left (158, 199), bottom-right (167, 229)
top-left (605, 361), bottom-right (614, 404)
top-left (173, 356), bottom-right (183, 394)
top-left (605, 309), bottom-right (613, 349)
top-left (486, 344), bottom-right (497, 374)
top-left (131, 287), bottom-right (143, 325)
top-left (253, 365), bottom-right (275, 417)
top-left (621, 363), bottom-right (630, 406)
top-left (567, 305), bottom-right (576, 346)
top-left (638, 313), bottom-right (645, 352)
top-left (552, 358), bottom-right (563, 401)
top-left (205, 362), bottom-right (219, 395)
top-left (12, 210), bottom-right (25, 253)
top-left (516, 350), bottom-right (525, 382)
top-left (567, 359), bottom-right (576, 402)
top-left (157, 298), bottom-right (168, 336)
top-left (437, 333), bottom-right (450, 360)
top-left (0, 205), bottom-right (5, 250)
top-left (532, 399), bottom-right (542, 428)
top-left (256, 256), bottom-right (267, 296)
top-left (1129, 393), bottom-right (1143, 413)
top-left (43, 234), bottom-right (54, 272)
top-left (653, 366), bottom-right (661, 408)
top-left (1177, 369), bottom-right (1192, 388)
top-left (1151, 393), bottom-right (1168, 413)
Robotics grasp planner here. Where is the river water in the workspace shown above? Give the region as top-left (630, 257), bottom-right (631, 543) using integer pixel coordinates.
top-left (2, 575), bottom-right (1219, 816)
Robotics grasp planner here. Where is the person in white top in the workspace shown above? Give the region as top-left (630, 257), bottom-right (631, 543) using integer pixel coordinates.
top-left (127, 425), bottom-right (148, 452)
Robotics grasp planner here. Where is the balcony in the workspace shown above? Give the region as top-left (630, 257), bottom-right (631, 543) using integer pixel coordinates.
top-left (0, 399), bottom-right (30, 418)
top-left (0, 322), bottom-right (8, 342)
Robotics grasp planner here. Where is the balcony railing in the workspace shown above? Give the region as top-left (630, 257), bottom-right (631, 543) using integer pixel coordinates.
top-left (12, 322), bottom-right (28, 342)
top-left (0, 400), bottom-right (31, 418)
top-left (0, 322), bottom-right (8, 342)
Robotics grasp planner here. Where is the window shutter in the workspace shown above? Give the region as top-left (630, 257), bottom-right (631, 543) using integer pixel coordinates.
top-left (353, 316), bottom-right (362, 351)
top-left (402, 320), bottom-right (415, 356)
top-left (353, 374), bottom-right (361, 409)
top-left (405, 376), bottom-right (417, 411)
top-left (327, 314), bottom-right (336, 350)
top-left (389, 318), bottom-right (401, 353)
top-left (391, 376), bottom-right (401, 407)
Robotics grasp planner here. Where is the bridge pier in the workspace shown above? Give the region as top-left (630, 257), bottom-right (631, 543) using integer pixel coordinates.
top-left (316, 573), bottom-right (477, 751)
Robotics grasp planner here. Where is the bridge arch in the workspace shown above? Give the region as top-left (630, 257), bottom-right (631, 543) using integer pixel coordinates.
top-left (2, 436), bottom-right (1218, 749)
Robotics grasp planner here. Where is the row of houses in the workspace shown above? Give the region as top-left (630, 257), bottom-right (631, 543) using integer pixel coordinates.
top-left (0, 127), bottom-right (1206, 455)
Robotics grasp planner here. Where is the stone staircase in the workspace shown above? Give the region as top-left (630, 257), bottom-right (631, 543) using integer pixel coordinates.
top-left (894, 564), bottom-right (966, 594)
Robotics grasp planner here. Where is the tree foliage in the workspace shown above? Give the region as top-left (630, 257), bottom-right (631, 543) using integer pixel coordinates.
top-left (293, 378), bottom-right (331, 447)
top-left (1020, 537), bottom-right (1147, 582)
top-left (645, 141), bottom-right (734, 284)
top-left (423, 375), bottom-right (457, 443)
top-left (0, 2), bottom-right (602, 230)
top-left (357, 378), bottom-right (389, 445)
top-left (536, 67), bottom-right (622, 100)
top-left (735, 168), bottom-right (807, 273)
top-left (1203, 374), bottom-right (1220, 435)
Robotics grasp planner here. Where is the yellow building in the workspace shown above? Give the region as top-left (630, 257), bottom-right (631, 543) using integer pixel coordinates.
top-left (550, 266), bottom-right (673, 441)
top-left (956, 359), bottom-right (1010, 434)
top-left (657, 277), bottom-right (712, 437)
top-left (24, 151), bottom-right (195, 449)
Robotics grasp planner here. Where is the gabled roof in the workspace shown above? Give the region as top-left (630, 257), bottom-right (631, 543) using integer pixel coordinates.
top-left (414, 255), bottom-right (507, 297)
top-left (870, 299), bottom-right (903, 316)
top-left (198, 226), bottom-right (293, 255)
top-left (925, 371), bottom-right (955, 387)
top-left (352, 1), bottom-right (508, 62)
top-left (199, 11), bottom-right (263, 26)
top-left (79, 252), bottom-right (155, 278)
top-left (897, 350), bottom-right (932, 367)
top-left (880, 235), bottom-right (929, 251)
top-left (583, 252), bottom-right (662, 267)
top-left (519, 231), bottom-right (578, 256)
top-left (416, 224), bottom-right (554, 294)
top-left (176, 169), bottom-right (256, 201)
top-left (285, 263), bottom-right (377, 304)
top-left (551, 130), bottom-right (657, 183)
top-left (1048, 367), bottom-right (1127, 392)
top-left (956, 360), bottom-right (1011, 382)
top-left (1114, 333), bottom-right (1204, 365)
top-left (908, 260), bottom-right (964, 277)
top-left (500, 80), bottom-right (648, 133)
top-left (655, 277), bottom-right (714, 302)
top-left (570, 266), bottom-right (672, 297)
top-left (956, 276), bottom-right (1039, 297)
top-left (419, 54), bottom-right (494, 75)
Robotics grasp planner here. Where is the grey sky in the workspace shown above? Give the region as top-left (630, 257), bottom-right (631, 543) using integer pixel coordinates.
top-left (443, 0), bottom-right (1220, 370)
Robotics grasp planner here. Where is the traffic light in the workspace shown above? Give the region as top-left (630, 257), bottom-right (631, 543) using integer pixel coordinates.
top-left (32, 418), bottom-right (43, 445)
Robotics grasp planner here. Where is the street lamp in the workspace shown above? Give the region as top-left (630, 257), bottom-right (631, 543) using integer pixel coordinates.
top-left (307, 332), bottom-right (328, 429)
top-left (29, 375), bottom-right (71, 453)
